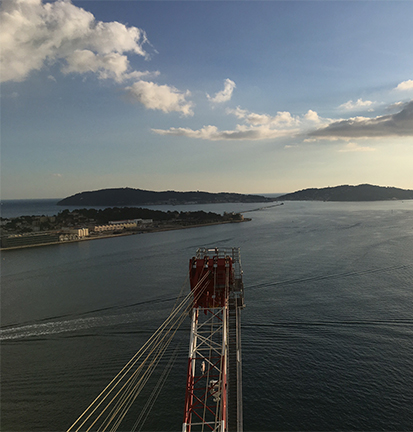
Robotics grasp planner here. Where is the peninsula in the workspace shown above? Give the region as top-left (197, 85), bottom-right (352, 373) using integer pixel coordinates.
top-left (57, 188), bottom-right (274, 207)
top-left (275, 184), bottom-right (413, 202)
top-left (0, 207), bottom-right (247, 250)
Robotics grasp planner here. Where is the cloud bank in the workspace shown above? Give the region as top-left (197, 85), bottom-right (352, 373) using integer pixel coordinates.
top-left (153, 98), bottom-right (413, 142)
top-left (152, 106), bottom-right (326, 141)
top-left (309, 101), bottom-right (413, 138)
top-left (152, 124), bottom-right (299, 141)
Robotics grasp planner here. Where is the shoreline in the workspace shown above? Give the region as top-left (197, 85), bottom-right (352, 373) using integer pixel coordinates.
top-left (0, 219), bottom-right (250, 251)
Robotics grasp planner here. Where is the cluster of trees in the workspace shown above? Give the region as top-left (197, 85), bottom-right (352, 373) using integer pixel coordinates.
top-left (56, 207), bottom-right (241, 225)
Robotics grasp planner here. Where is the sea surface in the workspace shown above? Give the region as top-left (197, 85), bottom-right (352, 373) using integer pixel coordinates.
top-left (1, 200), bottom-right (413, 431)
top-left (0, 198), bottom-right (279, 219)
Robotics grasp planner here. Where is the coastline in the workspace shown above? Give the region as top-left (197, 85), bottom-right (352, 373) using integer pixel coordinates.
top-left (0, 219), bottom-right (250, 251)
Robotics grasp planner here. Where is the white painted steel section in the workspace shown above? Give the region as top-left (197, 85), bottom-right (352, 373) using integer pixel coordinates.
top-left (185, 307), bottom-right (227, 432)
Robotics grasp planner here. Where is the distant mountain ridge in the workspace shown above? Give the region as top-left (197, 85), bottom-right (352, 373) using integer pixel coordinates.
top-left (57, 188), bottom-right (274, 206)
top-left (276, 184), bottom-right (413, 201)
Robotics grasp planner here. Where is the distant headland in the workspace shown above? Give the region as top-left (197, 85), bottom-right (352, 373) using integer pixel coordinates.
top-left (57, 188), bottom-right (274, 206)
top-left (275, 184), bottom-right (413, 202)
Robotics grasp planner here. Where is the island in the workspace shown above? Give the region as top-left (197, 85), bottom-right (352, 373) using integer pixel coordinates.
top-left (0, 207), bottom-right (248, 250)
top-left (57, 188), bottom-right (275, 206)
top-left (275, 184), bottom-right (413, 201)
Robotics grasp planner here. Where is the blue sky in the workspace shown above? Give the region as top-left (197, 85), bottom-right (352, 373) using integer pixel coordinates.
top-left (1, 0), bottom-right (413, 199)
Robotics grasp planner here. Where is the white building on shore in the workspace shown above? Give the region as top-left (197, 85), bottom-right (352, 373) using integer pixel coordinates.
top-left (94, 219), bottom-right (152, 233)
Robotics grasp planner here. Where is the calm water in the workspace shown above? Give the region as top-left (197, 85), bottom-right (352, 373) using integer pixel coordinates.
top-left (0, 198), bottom-right (277, 219)
top-left (1, 201), bottom-right (413, 431)
top-left (1, 199), bottom-right (63, 218)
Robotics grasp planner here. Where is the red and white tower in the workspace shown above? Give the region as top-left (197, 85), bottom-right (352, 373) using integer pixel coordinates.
top-left (183, 248), bottom-right (244, 432)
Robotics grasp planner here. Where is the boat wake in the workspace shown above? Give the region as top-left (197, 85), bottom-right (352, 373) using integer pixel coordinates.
top-left (0, 296), bottom-right (180, 341)
top-left (0, 313), bottom-right (140, 341)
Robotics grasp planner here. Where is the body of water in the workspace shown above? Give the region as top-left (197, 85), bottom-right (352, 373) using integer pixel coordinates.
top-left (1, 199), bottom-right (64, 219)
top-left (0, 198), bottom-right (277, 219)
top-left (1, 200), bottom-right (413, 430)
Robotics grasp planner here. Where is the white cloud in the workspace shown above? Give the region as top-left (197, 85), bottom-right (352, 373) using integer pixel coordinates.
top-left (0, 0), bottom-right (149, 83)
top-left (226, 106), bottom-right (248, 120)
top-left (60, 51), bottom-right (160, 83)
top-left (62, 50), bottom-right (130, 82)
top-left (338, 98), bottom-right (375, 111)
top-left (304, 110), bottom-right (321, 123)
top-left (395, 79), bottom-right (413, 91)
top-left (227, 106), bottom-right (300, 127)
top-left (338, 143), bottom-right (376, 152)
top-left (152, 123), bottom-right (299, 141)
top-left (126, 81), bottom-right (194, 116)
top-left (207, 79), bottom-right (236, 103)
top-left (303, 138), bottom-right (317, 142)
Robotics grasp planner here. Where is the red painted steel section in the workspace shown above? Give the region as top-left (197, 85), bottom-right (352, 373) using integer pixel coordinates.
top-left (189, 256), bottom-right (233, 308)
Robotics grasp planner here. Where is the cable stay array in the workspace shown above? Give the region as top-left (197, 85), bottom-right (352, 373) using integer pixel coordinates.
top-left (67, 271), bottom-right (211, 432)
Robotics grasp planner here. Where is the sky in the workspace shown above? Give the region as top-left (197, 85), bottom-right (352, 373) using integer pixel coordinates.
top-left (1, 0), bottom-right (413, 199)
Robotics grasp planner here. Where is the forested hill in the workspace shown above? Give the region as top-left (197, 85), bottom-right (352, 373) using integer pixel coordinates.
top-left (57, 188), bottom-right (274, 206)
top-left (276, 184), bottom-right (413, 201)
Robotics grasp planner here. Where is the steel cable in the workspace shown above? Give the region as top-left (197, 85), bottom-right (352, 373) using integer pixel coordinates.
top-left (67, 270), bottom-right (210, 432)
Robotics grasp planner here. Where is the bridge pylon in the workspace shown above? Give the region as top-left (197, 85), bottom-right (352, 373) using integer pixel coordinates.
top-left (183, 248), bottom-right (244, 432)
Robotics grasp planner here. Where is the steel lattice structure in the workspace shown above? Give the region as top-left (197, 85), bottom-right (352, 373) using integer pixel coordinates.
top-left (183, 248), bottom-right (244, 432)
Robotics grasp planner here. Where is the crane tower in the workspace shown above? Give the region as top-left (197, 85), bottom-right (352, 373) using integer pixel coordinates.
top-left (183, 248), bottom-right (245, 432)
